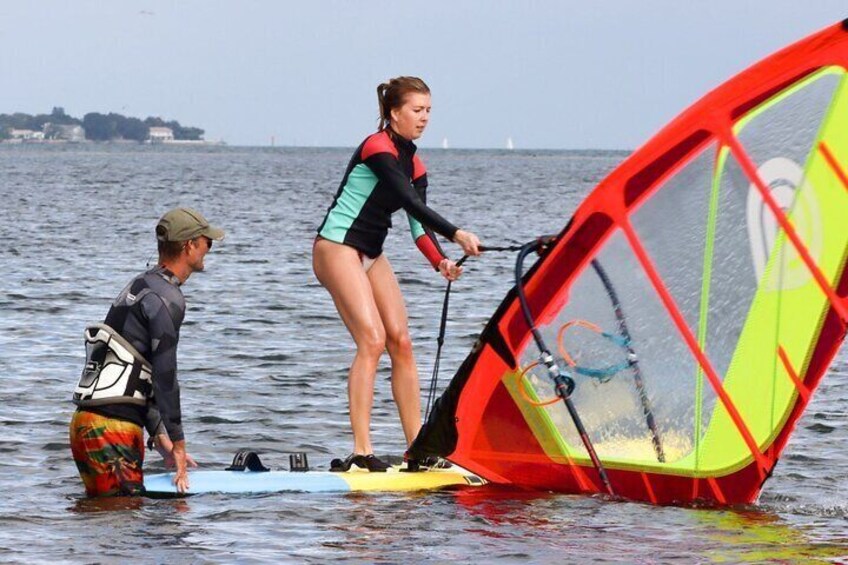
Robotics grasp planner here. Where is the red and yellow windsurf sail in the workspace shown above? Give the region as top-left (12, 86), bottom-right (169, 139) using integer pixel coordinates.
top-left (410, 19), bottom-right (848, 505)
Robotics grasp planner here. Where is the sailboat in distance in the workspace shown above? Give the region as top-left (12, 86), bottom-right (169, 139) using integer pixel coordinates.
top-left (442, 137), bottom-right (449, 150)
top-left (506, 136), bottom-right (514, 150)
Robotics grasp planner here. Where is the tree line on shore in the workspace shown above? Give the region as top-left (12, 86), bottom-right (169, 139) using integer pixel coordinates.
top-left (0, 107), bottom-right (204, 141)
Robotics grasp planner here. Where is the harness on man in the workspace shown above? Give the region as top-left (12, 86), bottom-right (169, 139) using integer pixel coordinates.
top-left (73, 323), bottom-right (153, 407)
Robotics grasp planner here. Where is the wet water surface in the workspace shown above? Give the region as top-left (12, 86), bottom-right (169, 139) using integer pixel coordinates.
top-left (1, 144), bottom-right (846, 563)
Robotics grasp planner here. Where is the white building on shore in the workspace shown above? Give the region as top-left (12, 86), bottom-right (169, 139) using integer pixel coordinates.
top-left (9, 129), bottom-right (45, 141)
top-left (148, 127), bottom-right (175, 143)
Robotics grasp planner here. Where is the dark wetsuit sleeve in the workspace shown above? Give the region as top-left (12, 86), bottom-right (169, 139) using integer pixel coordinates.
top-left (364, 152), bottom-right (459, 241)
top-left (141, 293), bottom-right (184, 442)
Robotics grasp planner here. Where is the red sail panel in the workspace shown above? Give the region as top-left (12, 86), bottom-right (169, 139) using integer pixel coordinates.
top-left (410, 20), bottom-right (848, 505)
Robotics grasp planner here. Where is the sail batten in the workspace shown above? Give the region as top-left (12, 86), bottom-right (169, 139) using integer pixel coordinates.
top-left (819, 141), bottom-right (848, 194)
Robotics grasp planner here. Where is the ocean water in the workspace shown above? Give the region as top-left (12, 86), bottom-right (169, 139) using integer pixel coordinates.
top-left (1, 144), bottom-right (847, 563)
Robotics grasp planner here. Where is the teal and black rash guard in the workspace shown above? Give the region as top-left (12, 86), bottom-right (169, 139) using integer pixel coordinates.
top-left (317, 129), bottom-right (458, 268)
top-left (82, 266), bottom-right (187, 442)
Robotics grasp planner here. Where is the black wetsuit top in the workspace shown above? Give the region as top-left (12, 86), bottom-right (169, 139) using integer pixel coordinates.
top-left (82, 266), bottom-right (186, 442)
top-left (317, 129), bottom-right (457, 266)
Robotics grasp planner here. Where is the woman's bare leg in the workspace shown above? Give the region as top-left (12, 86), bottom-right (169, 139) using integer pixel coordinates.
top-left (367, 255), bottom-right (422, 446)
top-left (313, 239), bottom-right (385, 455)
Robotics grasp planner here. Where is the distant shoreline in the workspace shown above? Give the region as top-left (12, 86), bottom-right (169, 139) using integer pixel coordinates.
top-left (0, 108), bottom-right (212, 144)
top-left (0, 138), bottom-right (225, 146)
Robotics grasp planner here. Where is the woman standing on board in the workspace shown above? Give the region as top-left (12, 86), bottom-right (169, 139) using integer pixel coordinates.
top-left (313, 76), bottom-right (481, 471)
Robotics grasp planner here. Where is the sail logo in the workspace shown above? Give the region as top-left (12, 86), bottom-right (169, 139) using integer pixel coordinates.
top-left (746, 157), bottom-right (822, 291)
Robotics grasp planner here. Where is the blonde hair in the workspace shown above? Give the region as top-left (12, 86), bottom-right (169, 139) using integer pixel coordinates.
top-left (376, 76), bottom-right (430, 131)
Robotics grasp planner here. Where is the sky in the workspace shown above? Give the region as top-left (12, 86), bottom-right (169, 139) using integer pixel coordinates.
top-left (2, 1), bottom-right (846, 149)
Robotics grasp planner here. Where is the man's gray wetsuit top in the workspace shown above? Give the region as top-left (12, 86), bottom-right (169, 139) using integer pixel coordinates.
top-left (81, 265), bottom-right (186, 441)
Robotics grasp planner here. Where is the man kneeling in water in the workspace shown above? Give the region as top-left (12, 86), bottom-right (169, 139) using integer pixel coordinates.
top-left (69, 208), bottom-right (224, 496)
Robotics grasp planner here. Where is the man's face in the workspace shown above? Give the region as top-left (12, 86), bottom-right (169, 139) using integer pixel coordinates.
top-left (186, 236), bottom-right (212, 272)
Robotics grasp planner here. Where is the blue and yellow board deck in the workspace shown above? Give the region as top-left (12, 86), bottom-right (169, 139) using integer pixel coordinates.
top-left (144, 465), bottom-right (485, 496)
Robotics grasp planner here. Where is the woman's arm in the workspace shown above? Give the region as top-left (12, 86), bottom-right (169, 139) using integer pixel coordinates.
top-left (365, 152), bottom-right (459, 241)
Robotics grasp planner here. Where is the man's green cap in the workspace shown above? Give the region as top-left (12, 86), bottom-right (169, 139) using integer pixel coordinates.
top-left (156, 207), bottom-right (225, 243)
